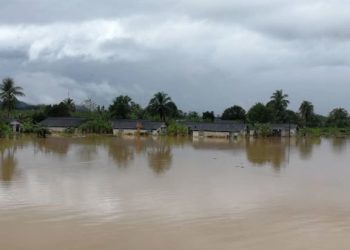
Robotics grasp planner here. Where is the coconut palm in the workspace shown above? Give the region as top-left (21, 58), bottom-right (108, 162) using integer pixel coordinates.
top-left (63, 98), bottom-right (76, 113)
top-left (0, 78), bottom-right (25, 117)
top-left (299, 101), bottom-right (314, 127)
top-left (267, 90), bottom-right (289, 122)
top-left (147, 92), bottom-right (177, 122)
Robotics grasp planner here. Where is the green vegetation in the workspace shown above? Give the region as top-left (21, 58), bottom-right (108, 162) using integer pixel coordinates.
top-left (79, 118), bottom-right (112, 134)
top-left (3, 76), bottom-right (350, 138)
top-left (0, 78), bottom-right (25, 118)
top-left (147, 92), bottom-right (178, 122)
top-left (0, 122), bottom-right (11, 137)
top-left (167, 122), bottom-right (188, 136)
top-left (299, 127), bottom-right (350, 138)
top-left (247, 103), bottom-right (272, 124)
top-left (109, 95), bottom-right (132, 119)
top-left (222, 105), bottom-right (246, 121)
top-left (267, 89), bottom-right (290, 123)
top-left (202, 111), bottom-right (215, 122)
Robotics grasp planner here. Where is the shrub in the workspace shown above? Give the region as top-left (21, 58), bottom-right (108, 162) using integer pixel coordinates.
top-left (79, 119), bottom-right (112, 134)
top-left (167, 122), bottom-right (188, 136)
top-left (35, 126), bottom-right (51, 138)
top-left (64, 127), bottom-right (76, 134)
top-left (254, 123), bottom-right (271, 137)
top-left (0, 123), bottom-right (11, 137)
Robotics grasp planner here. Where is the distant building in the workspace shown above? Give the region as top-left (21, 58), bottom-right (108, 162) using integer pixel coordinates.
top-left (9, 120), bottom-right (23, 133)
top-left (184, 122), bottom-right (247, 138)
top-left (112, 120), bottom-right (166, 136)
top-left (39, 117), bottom-right (85, 132)
top-left (250, 123), bottom-right (298, 137)
top-left (270, 124), bottom-right (298, 137)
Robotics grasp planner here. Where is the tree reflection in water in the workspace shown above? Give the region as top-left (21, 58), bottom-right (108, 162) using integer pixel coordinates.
top-left (246, 138), bottom-right (287, 170)
top-left (332, 138), bottom-right (347, 154)
top-left (33, 137), bottom-right (70, 157)
top-left (296, 137), bottom-right (321, 160)
top-left (0, 138), bottom-right (26, 183)
top-left (108, 138), bottom-right (135, 168)
top-left (147, 139), bottom-right (172, 174)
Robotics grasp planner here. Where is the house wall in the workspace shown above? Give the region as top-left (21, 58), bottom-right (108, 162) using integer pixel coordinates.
top-left (281, 128), bottom-right (297, 137)
top-left (193, 130), bottom-right (246, 138)
top-left (193, 131), bottom-right (230, 138)
top-left (48, 127), bottom-right (67, 132)
top-left (113, 129), bottom-right (162, 136)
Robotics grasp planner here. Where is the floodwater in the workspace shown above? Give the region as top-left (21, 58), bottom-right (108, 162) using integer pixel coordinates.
top-left (1, 136), bottom-right (350, 250)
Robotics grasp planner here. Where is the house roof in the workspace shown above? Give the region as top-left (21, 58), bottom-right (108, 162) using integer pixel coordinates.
top-left (184, 122), bottom-right (247, 133)
top-left (39, 117), bottom-right (85, 128)
top-left (10, 120), bottom-right (22, 125)
top-left (270, 123), bottom-right (298, 130)
top-left (112, 120), bottom-right (165, 130)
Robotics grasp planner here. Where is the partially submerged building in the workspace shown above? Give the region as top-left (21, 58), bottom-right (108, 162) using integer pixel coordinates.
top-left (185, 122), bottom-right (247, 138)
top-left (9, 120), bottom-right (23, 133)
top-left (2, 119), bottom-right (23, 133)
top-left (270, 124), bottom-right (298, 137)
top-left (112, 120), bottom-right (166, 136)
top-left (250, 123), bottom-right (298, 137)
top-left (39, 117), bottom-right (85, 132)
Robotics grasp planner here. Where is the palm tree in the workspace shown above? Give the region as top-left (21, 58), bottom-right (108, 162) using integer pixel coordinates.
top-left (147, 92), bottom-right (176, 122)
top-left (268, 90), bottom-right (289, 122)
top-left (299, 101), bottom-right (314, 127)
top-left (0, 78), bottom-right (25, 118)
top-left (63, 98), bottom-right (76, 113)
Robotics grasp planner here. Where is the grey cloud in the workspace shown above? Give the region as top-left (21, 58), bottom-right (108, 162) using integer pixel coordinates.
top-left (1, 0), bottom-right (350, 114)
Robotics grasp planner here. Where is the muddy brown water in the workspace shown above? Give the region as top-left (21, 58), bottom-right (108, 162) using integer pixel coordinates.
top-left (1, 136), bottom-right (350, 249)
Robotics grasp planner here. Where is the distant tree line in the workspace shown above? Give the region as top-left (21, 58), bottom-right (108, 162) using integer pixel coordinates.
top-left (2, 78), bottom-right (350, 131)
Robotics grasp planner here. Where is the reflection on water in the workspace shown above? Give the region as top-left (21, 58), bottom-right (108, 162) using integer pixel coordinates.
top-left (295, 137), bottom-right (321, 160)
top-left (108, 138), bottom-right (135, 167)
top-left (1, 136), bottom-right (350, 250)
top-left (1, 149), bottom-right (17, 182)
top-left (33, 137), bottom-right (71, 156)
top-left (147, 140), bottom-right (172, 174)
top-left (246, 138), bottom-right (287, 169)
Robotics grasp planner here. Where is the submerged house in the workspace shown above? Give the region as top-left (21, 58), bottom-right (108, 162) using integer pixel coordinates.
top-left (270, 124), bottom-right (298, 137)
top-left (185, 122), bottom-right (247, 138)
top-left (39, 117), bottom-right (85, 132)
top-left (112, 120), bottom-right (166, 136)
top-left (250, 123), bottom-right (298, 137)
top-left (3, 119), bottom-right (23, 133)
top-left (9, 120), bottom-right (23, 133)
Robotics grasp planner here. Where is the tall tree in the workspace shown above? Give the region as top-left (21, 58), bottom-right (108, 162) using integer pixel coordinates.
top-left (202, 111), bottom-right (215, 122)
top-left (299, 101), bottom-right (314, 127)
top-left (130, 101), bottom-right (144, 119)
top-left (147, 92), bottom-right (176, 122)
top-left (327, 108), bottom-right (349, 128)
top-left (247, 103), bottom-right (272, 124)
top-left (45, 102), bottom-right (71, 117)
top-left (267, 90), bottom-right (289, 122)
top-left (221, 105), bottom-right (246, 121)
top-left (63, 98), bottom-right (76, 113)
top-left (0, 78), bottom-right (25, 117)
top-left (109, 95), bottom-right (132, 119)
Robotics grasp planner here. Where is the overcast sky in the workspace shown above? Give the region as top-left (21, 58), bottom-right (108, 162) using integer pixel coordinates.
top-left (1, 0), bottom-right (350, 115)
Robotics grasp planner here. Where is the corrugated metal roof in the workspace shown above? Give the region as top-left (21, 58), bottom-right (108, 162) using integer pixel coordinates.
top-left (39, 117), bottom-right (85, 128)
top-left (112, 120), bottom-right (165, 130)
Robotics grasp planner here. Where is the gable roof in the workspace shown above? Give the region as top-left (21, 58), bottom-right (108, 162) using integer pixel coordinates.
top-left (184, 122), bottom-right (247, 133)
top-left (39, 117), bottom-right (85, 128)
top-left (112, 120), bottom-right (165, 130)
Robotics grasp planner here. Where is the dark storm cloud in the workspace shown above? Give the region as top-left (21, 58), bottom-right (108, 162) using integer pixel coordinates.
top-left (0, 0), bottom-right (350, 114)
